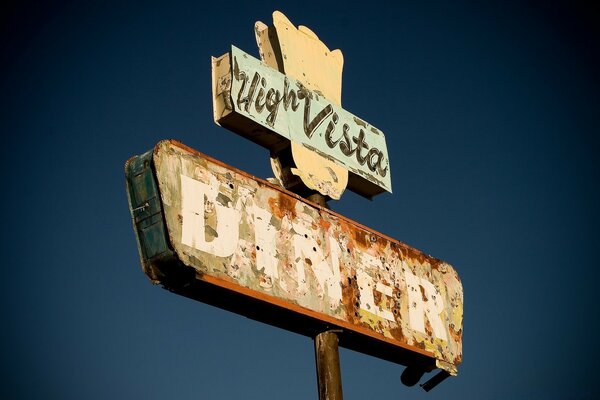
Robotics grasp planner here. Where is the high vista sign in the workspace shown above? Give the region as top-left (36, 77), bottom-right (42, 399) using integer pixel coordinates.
top-left (213, 46), bottom-right (391, 197)
top-left (126, 140), bottom-right (462, 375)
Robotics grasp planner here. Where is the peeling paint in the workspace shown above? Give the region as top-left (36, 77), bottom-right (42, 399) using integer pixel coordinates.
top-left (148, 140), bottom-right (462, 369)
top-left (258, 11), bottom-right (349, 200)
top-left (212, 45), bottom-right (392, 198)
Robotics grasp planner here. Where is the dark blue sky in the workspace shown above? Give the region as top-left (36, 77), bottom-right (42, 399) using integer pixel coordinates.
top-left (2, 1), bottom-right (599, 399)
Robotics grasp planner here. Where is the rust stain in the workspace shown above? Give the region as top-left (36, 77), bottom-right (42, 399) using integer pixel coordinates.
top-left (448, 325), bottom-right (462, 343)
top-left (268, 192), bottom-right (297, 220)
top-left (389, 326), bottom-right (407, 343)
top-left (373, 287), bottom-right (383, 304)
top-left (341, 268), bottom-right (360, 323)
top-left (424, 319), bottom-right (434, 337)
top-left (414, 340), bottom-right (426, 350)
top-left (319, 218), bottom-right (331, 230)
top-left (353, 230), bottom-right (369, 250)
top-left (148, 140), bottom-right (463, 373)
top-left (419, 285), bottom-right (428, 302)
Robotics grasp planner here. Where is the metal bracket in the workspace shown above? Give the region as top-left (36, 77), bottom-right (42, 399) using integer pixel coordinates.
top-left (420, 370), bottom-right (451, 392)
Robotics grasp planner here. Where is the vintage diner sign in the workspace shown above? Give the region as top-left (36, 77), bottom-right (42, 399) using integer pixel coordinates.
top-left (212, 46), bottom-right (392, 197)
top-left (126, 140), bottom-right (462, 374)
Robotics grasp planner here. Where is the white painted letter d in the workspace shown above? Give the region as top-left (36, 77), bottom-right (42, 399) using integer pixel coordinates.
top-left (180, 174), bottom-right (240, 257)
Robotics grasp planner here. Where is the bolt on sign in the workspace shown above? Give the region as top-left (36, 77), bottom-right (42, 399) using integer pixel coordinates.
top-left (126, 140), bottom-right (463, 376)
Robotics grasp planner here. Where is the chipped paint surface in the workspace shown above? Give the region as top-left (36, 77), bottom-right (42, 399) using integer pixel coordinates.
top-left (256, 11), bottom-right (349, 200)
top-left (212, 46), bottom-right (391, 197)
top-left (152, 140), bottom-right (462, 369)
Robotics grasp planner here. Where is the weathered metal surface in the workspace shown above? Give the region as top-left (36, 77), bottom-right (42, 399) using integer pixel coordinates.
top-left (126, 140), bottom-right (462, 374)
top-left (125, 149), bottom-right (174, 277)
top-left (212, 45), bottom-right (392, 198)
top-left (255, 11), bottom-right (349, 200)
top-left (315, 331), bottom-right (344, 400)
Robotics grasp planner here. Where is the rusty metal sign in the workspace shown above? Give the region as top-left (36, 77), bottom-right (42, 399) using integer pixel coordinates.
top-left (126, 140), bottom-right (462, 375)
top-left (212, 46), bottom-right (392, 198)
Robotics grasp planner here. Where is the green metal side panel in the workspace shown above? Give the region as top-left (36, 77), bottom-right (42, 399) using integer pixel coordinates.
top-left (125, 149), bottom-right (175, 282)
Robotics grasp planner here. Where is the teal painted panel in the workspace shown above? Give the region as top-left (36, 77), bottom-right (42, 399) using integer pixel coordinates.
top-left (228, 46), bottom-right (392, 193)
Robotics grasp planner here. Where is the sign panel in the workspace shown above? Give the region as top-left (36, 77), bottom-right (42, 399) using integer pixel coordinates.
top-left (126, 140), bottom-right (462, 374)
top-left (213, 46), bottom-right (392, 198)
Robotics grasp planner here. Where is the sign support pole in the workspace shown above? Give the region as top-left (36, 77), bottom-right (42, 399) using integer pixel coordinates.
top-left (307, 193), bottom-right (329, 208)
top-left (308, 193), bottom-right (343, 400)
top-left (315, 331), bottom-right (344, 400)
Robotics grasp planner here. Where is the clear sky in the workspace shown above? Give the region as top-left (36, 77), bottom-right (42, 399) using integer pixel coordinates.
top-left (2, 1), bottom-right (598, 399)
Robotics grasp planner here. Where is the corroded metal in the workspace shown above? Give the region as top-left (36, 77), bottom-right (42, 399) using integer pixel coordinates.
top-left (126, 140), bottom-right (462, 374)
top-left (315, 331), bottom-right (343, 400)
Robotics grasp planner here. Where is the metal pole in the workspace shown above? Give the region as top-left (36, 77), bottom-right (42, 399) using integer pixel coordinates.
top-left (307, 194), bottom-right (339, 400)
top-left (307, 192), bottom-right (330, 209)
top-left (314, 331), bottom-right (343, 400)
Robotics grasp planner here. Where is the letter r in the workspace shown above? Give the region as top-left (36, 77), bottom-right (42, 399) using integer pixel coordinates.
top-left (405, 270), bottom-right (447, 341)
